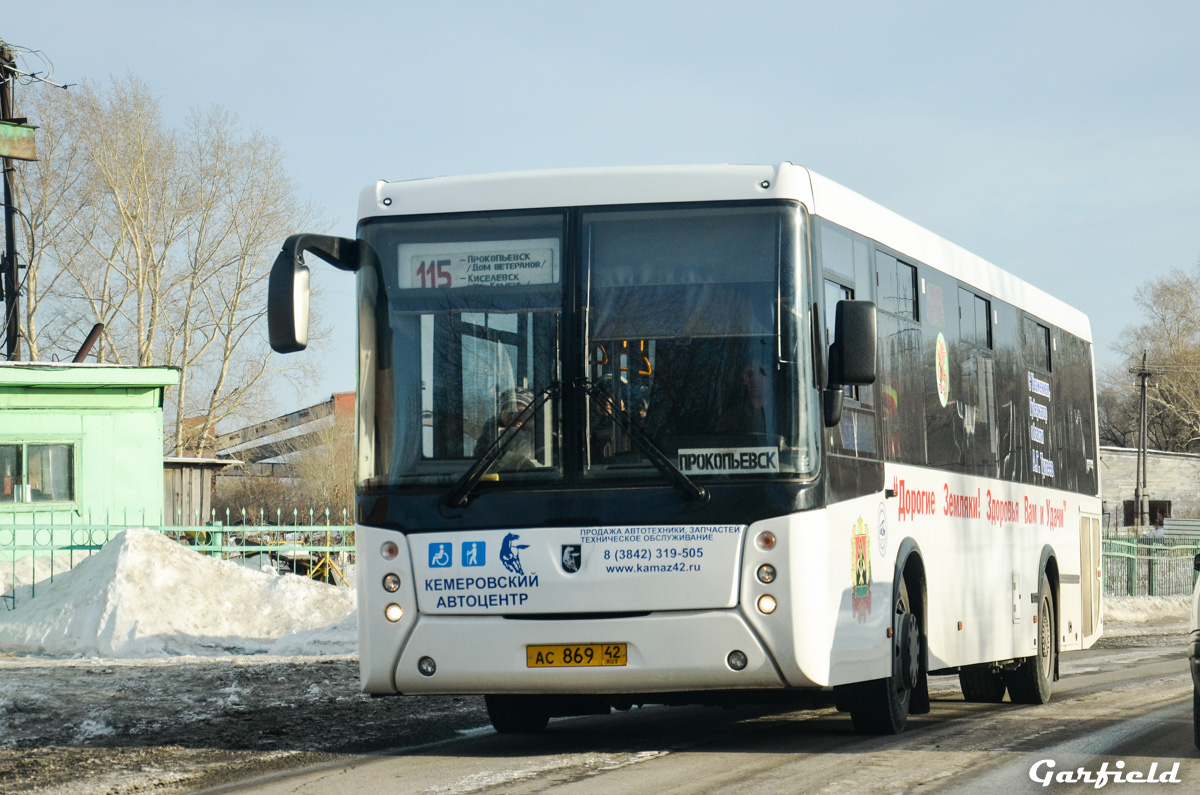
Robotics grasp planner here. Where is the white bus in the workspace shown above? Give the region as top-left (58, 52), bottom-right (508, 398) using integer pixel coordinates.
top-left (268, 164), bottom-right (1102, 735)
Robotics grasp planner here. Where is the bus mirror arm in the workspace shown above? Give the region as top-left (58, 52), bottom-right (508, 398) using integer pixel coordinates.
top-left (268, 234), bottom-right (360, 354)
top-left (822, 387), bottom-right (844, 428)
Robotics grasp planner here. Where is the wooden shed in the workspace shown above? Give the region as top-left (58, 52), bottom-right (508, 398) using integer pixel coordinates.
top-left (162, 457), bottom-right (241, 525)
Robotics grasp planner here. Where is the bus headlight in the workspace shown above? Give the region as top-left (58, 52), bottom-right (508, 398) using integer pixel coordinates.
top-left (727, 650), bottom-right (748, 671)
top-left (383, 573), bottom-right (401, 592)
top-left (756, 564), bottom-right (776, 584)
top-left (381, 541), bottom-right (399, 560)
top-left (757, 594), bottom-right (778, 614)
top-left (418, 656), bottom-right (437, 676)
top-left (384, 603), bottom-right (404, 622)
top-left (756, 531), bottom-right (776, 550)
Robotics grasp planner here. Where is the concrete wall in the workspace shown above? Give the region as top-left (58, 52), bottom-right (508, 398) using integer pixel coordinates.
top-left (1099, 446), bottom-right (1200, 530)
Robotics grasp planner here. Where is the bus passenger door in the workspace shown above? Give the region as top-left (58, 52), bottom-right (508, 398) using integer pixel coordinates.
top-left (1078, 513), bottom-right (1102, 647)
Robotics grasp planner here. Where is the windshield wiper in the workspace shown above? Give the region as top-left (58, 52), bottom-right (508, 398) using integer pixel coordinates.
top-left (442, 383), bottom-right (560, 509)
top-left (580, 378), bottom-right (709, 504)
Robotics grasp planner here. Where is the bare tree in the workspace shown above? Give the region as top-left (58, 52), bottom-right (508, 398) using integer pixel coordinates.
top-left (13, 76), bottom-right (324, 450)
top-left (9, 84), bottom-right (88, 360)
top-left (1110, 262), bottom-right (1200, 452)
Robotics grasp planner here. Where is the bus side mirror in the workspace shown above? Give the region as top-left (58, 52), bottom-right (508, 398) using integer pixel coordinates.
top-left (823, 300), bottom-right (877, 428)
top-left (268, 234), bottom-right (360, 353)
top-left (832, 300), bottom-right (877, 386)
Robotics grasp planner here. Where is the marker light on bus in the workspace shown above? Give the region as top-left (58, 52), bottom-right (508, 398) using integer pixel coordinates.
top-left (418, 656), bottom-right (437, 677)
top-left (384, 603), bottom-right (404, 622)
top-left (383, 573), bottom-right (401, 593)
top-left (757, 594), bottom-right (778, 614)
top-left (727, 650), bottom-right (748, 671)
top-left (381, 541), bottom-right (399, 560)
top-left (756, 531), bottom-right (776, 551)
top-left (756, 564), bottom-right (776, 584)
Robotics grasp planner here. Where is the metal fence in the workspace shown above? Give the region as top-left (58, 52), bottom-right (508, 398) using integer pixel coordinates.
top-left (1102, 533), bottom-right (1200, 597)
top-left (1, 507), bottom-right (355, 611)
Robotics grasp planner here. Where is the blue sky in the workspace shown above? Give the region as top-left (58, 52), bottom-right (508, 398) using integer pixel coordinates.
top-left (5, 2), bottom-right (1198, 416)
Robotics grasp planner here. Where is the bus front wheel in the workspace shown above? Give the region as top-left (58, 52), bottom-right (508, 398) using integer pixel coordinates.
top-left (1004, 572), bottom-right (1055, 705)
top-left (849, 574), bottom-right (921, 734)
top-left (485, 694), bottom-right (551, 734)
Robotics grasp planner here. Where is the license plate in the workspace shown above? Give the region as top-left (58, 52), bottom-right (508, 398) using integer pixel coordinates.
top-left (526, 643), bottom-right (627, 667)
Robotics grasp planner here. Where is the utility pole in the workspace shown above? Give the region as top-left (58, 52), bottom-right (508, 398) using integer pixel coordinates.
top-left (0, 45), bottom-right (20, 360)
top-left (1129, 351), bottom-right (1153, 533)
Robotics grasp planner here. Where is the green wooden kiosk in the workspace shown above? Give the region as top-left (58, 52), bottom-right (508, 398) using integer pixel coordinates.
top-left (0, 363), bottom-right (179, 528)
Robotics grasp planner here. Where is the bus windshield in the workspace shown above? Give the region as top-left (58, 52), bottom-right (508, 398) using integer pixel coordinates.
top-left (356, 203), bottom-right (818, 492)
top-left (582, 206), bottom-right (813, 479)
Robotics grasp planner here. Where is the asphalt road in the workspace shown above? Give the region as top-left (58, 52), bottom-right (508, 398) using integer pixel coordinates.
top-left (195, 639), bottom-right (1197, 794)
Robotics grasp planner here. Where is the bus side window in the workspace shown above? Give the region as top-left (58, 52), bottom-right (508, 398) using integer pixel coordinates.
top-left (876, 251), bottom-right (919, 321)
top-left (958, 288), bottom-right (999, 477)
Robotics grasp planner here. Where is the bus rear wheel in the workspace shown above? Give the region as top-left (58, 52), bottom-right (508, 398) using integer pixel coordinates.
top-left (959, 665), bottom-right (1007, 703)
top-left (485, 694), bottom-right (551, 734)
top-left (1004, 572), bottom-right (1055, 705)
top-left (849, 574), bottom-right (920, 735)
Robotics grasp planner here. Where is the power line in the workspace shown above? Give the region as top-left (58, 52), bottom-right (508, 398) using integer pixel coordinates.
top-left (0, 40), bottom-right (72, 89)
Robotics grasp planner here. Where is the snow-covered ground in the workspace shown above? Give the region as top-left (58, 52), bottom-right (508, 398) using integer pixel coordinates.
top-left (0, 531), bottom-right (1193, 793)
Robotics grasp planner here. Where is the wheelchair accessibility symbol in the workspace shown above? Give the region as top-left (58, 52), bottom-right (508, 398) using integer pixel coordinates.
top-left (428, 542), bottom-right (452, 568)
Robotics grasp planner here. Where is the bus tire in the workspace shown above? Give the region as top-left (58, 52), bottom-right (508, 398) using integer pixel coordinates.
top-left (1004, 572), bottom-right (1055, 705)
top-left (958, 665), bottom-right (1007, 703)
top-left (485, 694), bottom-right (551, 734)
top-left (849, 573), bottom-right (920, 735)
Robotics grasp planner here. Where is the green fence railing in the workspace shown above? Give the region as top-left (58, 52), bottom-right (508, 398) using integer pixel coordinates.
top-left (2, 507), bottom-right (354, 611)
top-left (1102, 534), bottom-right (1200, 597)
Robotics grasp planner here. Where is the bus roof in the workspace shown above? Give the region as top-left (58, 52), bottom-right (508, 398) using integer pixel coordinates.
top-left (362, 164), bottom-right (1091, 342)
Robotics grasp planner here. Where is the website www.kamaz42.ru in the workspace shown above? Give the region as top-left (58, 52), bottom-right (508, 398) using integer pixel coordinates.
top-left (604, 562), bottom-right (702, 574)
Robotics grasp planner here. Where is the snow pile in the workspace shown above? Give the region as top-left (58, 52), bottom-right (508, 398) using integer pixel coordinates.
top-left (0, 528), bottom-right (356, 658)
top-left (1103, 594), bottom-right (1191, 638)
top-left (269, 611), bottom-right (359, 655)
top-left (1104, 594), bottom-right (1191, 624)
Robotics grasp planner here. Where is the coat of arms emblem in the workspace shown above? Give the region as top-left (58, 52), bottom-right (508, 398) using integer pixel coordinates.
top-left (852, 517), bottom-right (872, 622)
top-left (561, 544), bottom-right (582, 574)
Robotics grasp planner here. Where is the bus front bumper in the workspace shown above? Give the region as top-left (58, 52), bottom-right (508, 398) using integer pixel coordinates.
top-left (384, 610), bottom-right (792, 694)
